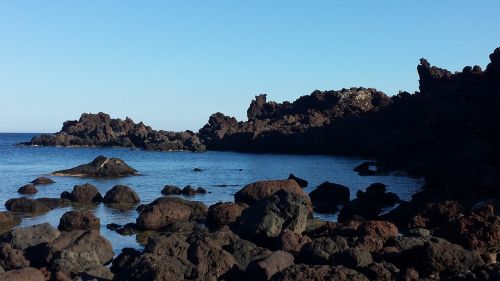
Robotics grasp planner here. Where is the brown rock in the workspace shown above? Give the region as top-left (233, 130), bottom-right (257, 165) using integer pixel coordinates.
top-left (245, 250), bottom-right (294, 280)
top-left (18, 184), bottom-right (38, 195)
top-left (275, 230), bottom-right (311, 255)
top-left (58, 210), bottom-right (100, 232)
top-left (136, 197), bottom-right (207, 230)
top-left (30, 176), bottom-right (55, 185)
top-left (271, 264), bottom-right (369, 281)
top-left (0, 267), bottom-right (45, 281)
top-left (103, 185), bottom-right (140, 204)
top-left (0, 243), bottom-right (30, 270)
top-left (63, 183), bottom-right (103, 203)
top-left (206, 202), bottom-right (247, 229)
top-left (358, 220), bottom-right (398, 242)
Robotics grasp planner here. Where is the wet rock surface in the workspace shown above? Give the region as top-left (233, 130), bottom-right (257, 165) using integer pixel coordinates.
top-left (52, 155), bottom-right (137, 178)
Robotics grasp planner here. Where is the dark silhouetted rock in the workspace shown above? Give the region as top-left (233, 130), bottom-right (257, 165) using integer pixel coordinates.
top-left (181, 185), bottom-right (196, 196)
top-left (193, 168), bottom-right (203, 172)
top-left (353, 162), bottom-right (388, 176)
top-left (52, 155), bottom-right (137, 178)
top-left (309, 182), bottom-right (350, 213)
top-left (17, 184), bottom-right (38, 195)
top-left (103, 185), bottom-right (140, 204)
top-left (30, 176), bottom-right (55, 185)
top-left (196, 187), bottom-right (207, 194)
top-left (288, 174), bottom-right (308, 187)
top-left (25, 112), bottom-right (206, 152)
top-left (58, 210), bottom-right (100, 232)
top-left (357, 183), bottom-right (399, 207)
top-left (338, 198), bottom-right (380, 222)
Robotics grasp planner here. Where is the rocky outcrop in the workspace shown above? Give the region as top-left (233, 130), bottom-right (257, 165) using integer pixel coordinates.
top-left (24, 112), bottom-right (206, 152)
top-left (309, 182), bottom-right (350, 213)
top-left (30, 176), bottom-right (55, 185)
top-left (52, 155), bottom-right (137, 177)
top-left (199, 88), bottom-right (391, 152)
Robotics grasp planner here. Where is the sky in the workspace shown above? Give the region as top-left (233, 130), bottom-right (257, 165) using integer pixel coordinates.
top-left (0, 1), bottom-right (499, 133)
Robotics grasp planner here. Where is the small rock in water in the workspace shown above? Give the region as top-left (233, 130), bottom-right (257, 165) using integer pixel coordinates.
top-left (30, 176), bottom-right (55, 185)
top-left (52, 155), bottom-right (137, 178)
top-left (193, 168), bottom-right (203, 172)
top-left (196, 187), bottom-right (207, 194)
top-left (161, 185), bottom-right (181, 195)
top-left (181, 185), bottom-right (197, 196)
top-left (18, 184), bottom-right (38, 195)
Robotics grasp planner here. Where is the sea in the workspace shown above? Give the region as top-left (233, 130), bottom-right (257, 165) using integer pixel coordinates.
top-left (0, 133), bottom-right (424, 253)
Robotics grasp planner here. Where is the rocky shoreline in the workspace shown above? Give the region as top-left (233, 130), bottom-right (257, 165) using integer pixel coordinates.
top-left (6, 47), bottom-right (500, 280)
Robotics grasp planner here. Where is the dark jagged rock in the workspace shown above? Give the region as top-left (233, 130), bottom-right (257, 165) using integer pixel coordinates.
top-left (353, 162), bottom-right (388, 176)
top-left (24, 112), bottom-right (206, 152)
top-left (199, 88), bottom-right (390, 152)
top-left (356, 183), bottom-right (400, 207)
top-left (17, 184), bottom-right (38, 195)
top-left (309, 182), bottom-right (350, 213)
top-left (181, 185), bottom-right (196, 196)
top-left (288, 174), bottom-right (308, 188)
top-left (52, 155), bottom-right (137, 178)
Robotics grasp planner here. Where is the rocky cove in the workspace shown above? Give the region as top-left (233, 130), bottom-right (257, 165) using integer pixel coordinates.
top-left (0, 47), bottom-right (498, 280)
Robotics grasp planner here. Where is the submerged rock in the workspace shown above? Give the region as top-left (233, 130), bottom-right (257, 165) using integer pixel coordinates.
top-left (30, 176), bottom-right (55, 185)
top-left (52, 155), bottom-right (137, 178)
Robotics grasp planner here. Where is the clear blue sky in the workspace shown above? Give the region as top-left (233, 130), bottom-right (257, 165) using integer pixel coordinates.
top-left (1, 1), bottom-right (499, 133)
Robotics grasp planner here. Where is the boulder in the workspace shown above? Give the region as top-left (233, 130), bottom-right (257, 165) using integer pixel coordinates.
top-left (206, 202), bottom-right (247, 229)
top-left (356, 183), bottom-right (399, 207)
top-left (17, 184), bottom-right (38, 195)
top-left (288, 174), bottom-right (308, 187)
top-left (0, 267), bottom-right (45, 281)
top-left (244, 250), bottom-right (294, 280)
top-left (399, 237), bottom-right (484, 277)
top-left (103, 185), bottom-right (140, 204)
top-left (51, 250), bottom-right (114, 280)
top-left (238, 190), bottom-right (308, 242)
top-left (161, 185), bottom-right (181, 195)
top-left (58, 210), bottom-right (100, 232)
top-left (337, 248), bottom-right (373, 268)
top-left (309, 182), bottom-right (350, 213)
top-left (5, 198), bottom-right (50, 213)
top-left (196, 187), bottom-right (207, 194)
top-left (3, 223), bottom-right (60, 250)
top-left (298, 236), bottom-right (348, 265)
top-left (61, 183), bottom-right (103, 203)
top-left (274, 230), bottom-right (311, 255)
top-left (0, 212), bottom-right (18, 232)
top-left (41, 230), bottom-right (114, 266)
top-left (0, 243), bottom-right (30, 270)
top-left (222, 238), bottom-right (272, 271)
top-left (136, 197), bottom-right (207, 230)
top-left (270, 264), bottom-right (369, 281)
top-left (358, 220), bottom-right (398, 242)
top-left (52, 155), bottom-right (137, 177)
top-left (338, 198), bottom-right (380, 222)
top-left (181, 185), bottom-right (197, 196)
top-left (30, 176), bottom-right (55, 185)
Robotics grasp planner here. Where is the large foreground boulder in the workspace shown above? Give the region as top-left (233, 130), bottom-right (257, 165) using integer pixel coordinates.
top-left (136, 197), bottom-right (207, 230)
top-left (52, 155), bottom-right (137, 177)
top-left (0, 267), bottom-right (45, 281)
top-left (2, 223), bottom-right (60, 250)
top-left (238, 190), bottom-right (308, 243)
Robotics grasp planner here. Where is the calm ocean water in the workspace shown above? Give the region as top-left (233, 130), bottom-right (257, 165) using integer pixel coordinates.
top-left (0, 133), bottom-right (423, 253)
